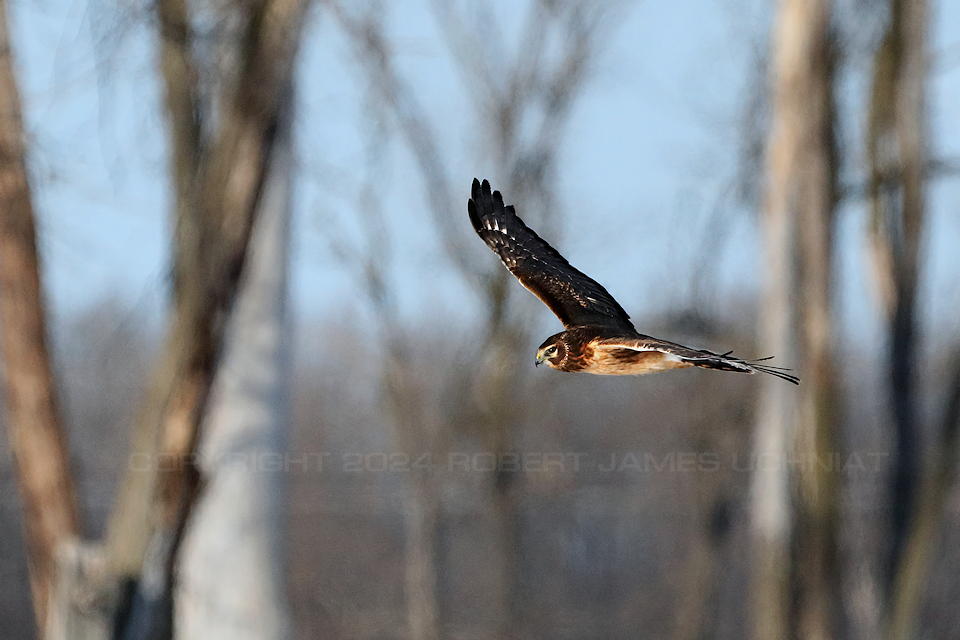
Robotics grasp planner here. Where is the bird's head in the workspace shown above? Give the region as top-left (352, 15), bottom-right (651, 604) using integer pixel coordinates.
top-left (536, 334), bottom-right (567, 369)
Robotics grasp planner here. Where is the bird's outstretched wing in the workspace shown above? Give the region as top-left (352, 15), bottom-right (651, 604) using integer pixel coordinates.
top-left (468, 178), bottom-right (634, 331)
top-left (596, 335), bottom-right (801, 384)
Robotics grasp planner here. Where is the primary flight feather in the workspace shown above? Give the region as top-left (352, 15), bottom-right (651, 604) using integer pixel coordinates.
top-left (468, 178), bottom-right (799, 384)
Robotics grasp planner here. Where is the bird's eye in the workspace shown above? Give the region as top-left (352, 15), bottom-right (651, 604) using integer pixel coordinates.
top-left (546, 346), bottom-right (557, 356)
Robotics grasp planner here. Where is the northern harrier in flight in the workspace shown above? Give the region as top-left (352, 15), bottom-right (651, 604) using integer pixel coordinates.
top-left (468, 179), bottom-right (799, 384)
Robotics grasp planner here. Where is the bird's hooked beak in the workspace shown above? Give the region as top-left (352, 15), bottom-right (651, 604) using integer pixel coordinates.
top-left (535, 354), bottom-right (544, 367)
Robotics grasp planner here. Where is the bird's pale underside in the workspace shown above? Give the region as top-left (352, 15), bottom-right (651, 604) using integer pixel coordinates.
top-left (467, 178), bottom-right (800, 384)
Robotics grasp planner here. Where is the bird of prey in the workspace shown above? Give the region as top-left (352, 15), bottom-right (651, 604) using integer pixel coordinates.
top-left (467, 178), bottom-right (799, 384)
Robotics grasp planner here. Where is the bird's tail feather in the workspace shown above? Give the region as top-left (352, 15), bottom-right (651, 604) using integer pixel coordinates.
top-left (688, 353), bottom-right (800, 385)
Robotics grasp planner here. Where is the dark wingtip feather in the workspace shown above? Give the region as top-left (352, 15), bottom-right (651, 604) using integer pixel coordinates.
top-left (470, 178), bottom-right (496, 216)
top-left (468, 178), bottom-right (488, 232)
top-left (470, 177), bottom-right (514, 232)
top-left (468, 198), bottom-right (481, 232)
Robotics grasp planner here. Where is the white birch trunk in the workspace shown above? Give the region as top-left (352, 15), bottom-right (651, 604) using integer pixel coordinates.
top-left (175, 121), bottom-right (293, 640)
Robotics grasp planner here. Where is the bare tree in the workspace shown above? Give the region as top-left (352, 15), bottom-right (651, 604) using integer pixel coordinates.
top-left (327, 1), bottom-right (624, 636)
top-left (325, 166), bottom-right (451, 640)
top-left (1, 0), bottom-right (310, 637)
top-left (791, 13), bottom-right (842, 640)
top-left (751, 0), bottom-right (841, 639)
top-left (863, 2), bottom-right (960, 638)
top-left (0, 0), bottom-right (82, 631)
top-left (884, 346), bottom-right (960, 640)
top-left (102, 0), bottom-right (309, 635)
top-left (865, 0), bottom-right (927, 605)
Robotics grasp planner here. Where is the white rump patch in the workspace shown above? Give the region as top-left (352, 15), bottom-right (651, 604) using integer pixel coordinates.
top-left (615, 343), bottom-right (660, 353)
top-left (613, 344), bottom-right (690, 365)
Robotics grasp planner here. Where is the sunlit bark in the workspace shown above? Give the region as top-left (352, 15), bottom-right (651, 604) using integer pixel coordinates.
top-left (752, 0), bottom-right (839, 638)
top-left (0, 0), bottom-right (81, 631)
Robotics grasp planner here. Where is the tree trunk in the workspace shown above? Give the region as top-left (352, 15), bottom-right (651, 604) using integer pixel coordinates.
top-left (885, 347), bottom-right (960, 640)
top-left (0, 0), bottom-right (81, 631)
top-left (866, 0), bottom-right (928, 603)
top-left (99, 1), bottom-right (309, 637)
top-left (752, 0), bottom-right (838, 638)
top-left (401, 476), bottom-right (440, 640)
top-left (1, 0), bottom-right (309, 637)
top-left (175, 102), bottom-right (294, 640)
top-left (872, 7), bottom-right (935, 632)
top-left (791, 6), bottom-right (841, 640)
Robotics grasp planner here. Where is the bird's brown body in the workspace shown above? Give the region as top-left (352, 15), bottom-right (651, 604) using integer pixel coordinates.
top-left (537, 326), bottom-right (766, 377)
top-left (534, 327), bottom-right (680, 374)
top-left (468, 179), bottom-right (799, 384)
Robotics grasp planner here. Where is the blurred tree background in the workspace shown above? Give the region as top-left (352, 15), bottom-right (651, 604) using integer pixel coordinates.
top-left (1, 0), bottom-right (960, 639)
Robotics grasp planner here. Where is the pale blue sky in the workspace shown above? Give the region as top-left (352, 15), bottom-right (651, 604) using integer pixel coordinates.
top-left (8, 0), bottom-right (960, 351)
